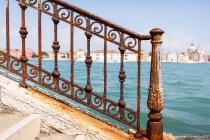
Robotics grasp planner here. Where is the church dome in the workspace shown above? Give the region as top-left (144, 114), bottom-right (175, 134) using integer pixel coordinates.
top-left (188, 43), bottom-right (196, 52)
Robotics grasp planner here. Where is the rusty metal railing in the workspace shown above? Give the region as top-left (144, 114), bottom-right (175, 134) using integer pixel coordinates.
top-left (0, 0), bottom-right (164, 139)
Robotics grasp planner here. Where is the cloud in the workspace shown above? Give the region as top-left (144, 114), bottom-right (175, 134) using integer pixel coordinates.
top-left (138, 29), bottom-right (201, 54)
top-left (162, 31), bottom-right (193, 53)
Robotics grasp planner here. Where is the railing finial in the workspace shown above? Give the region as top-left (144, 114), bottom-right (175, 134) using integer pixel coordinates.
top-left (147, 28), bottom-right (164, 140)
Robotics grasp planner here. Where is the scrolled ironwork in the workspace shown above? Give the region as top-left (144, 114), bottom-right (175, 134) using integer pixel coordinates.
top-left (125, 111), bottom-right (137, 124)
top-left (90, 21), bottom-right (103, 34)
top-left (74, 14), bottom-right (87, 26)
top-left (42, 0), bottom-right (54, 12)
top-left (28, 67), bottom-right (38, 79)
top-left (0, 52), bottom-right (6, 65)
top-left (75, 88), bottom-right (87, 101)
top-left (107, 103), bottom-right (120, 116)
top-left (59, 80), bottom-right (70, 93)
top-left (27, 0), bottom-right (37, 5)
top-left (10, 59), bottom-right (22, 72)
top-left (92, 95), bottom-right (103, 108)
top-left (108, 29), bottom-right (120, 41)
top-left (124, 36), bottom-right (137, 49)
top-left (42, 73), bottom-right (54, 86)
top-left (57, 7), bottom-right (71, 20)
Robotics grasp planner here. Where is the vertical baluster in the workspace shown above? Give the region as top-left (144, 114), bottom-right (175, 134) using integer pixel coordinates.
top-left (70, 11), bottom-right (74, 96)
top-left (19, 1), bottom-right (28, 88)
top-left (103, 25), bottom-right (107, 111)
top-left (6, 0), bottom-right (10, 68)
top-left (118, 33), bottom-right (126, 120)
top-left (51, 5), bottom-right (60, 89)
top-left (38, 0), bottom-right (42, 83)
top-left (147, 28), bottom-right (164, 140)
top-left (134, 39), bottom-right (142, 138)
top-left (85, 18), bottom-right (93, 105)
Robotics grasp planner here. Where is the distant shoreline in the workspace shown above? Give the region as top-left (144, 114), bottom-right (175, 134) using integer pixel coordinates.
top-left (29, 58), bottom-right (210, 64)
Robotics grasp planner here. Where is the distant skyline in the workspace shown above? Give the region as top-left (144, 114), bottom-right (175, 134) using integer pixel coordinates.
top-left (0, 0), bottom-right (210, 54)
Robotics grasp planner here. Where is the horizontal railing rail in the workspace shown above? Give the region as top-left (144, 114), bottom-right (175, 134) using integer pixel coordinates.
top-left (1, 0), bottom-right (164, 139)
top-left (16, 0), bottom-right (151, 53)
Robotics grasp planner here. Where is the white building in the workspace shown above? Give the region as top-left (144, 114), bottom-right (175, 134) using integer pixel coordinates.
top-left (79, 49), bottom-right (138, 62)
top-left (91, 50), bottom-right (121, 62)
top-left (188, 43), bottom-right (204, 63)
top-left (106, 50), bottom-right (121, 62)
top-left (75, 49), bottom-right (86, 61)
top-left (161, 50), bottom-right (168, 62)
top-left (177, 53), bottom-right (189, 63)
top-left (167, 52), bottom-right (177, 62)
top-left (48, 52), bottom-right (69, 60)
top-left (91, 50), bottom-right (104, 62)
top-left (125, 52), bottom-right (136, 62)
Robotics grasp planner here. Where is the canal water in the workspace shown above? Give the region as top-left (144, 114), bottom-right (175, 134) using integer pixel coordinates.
top-left (29, 60), bottom-right (210, 136)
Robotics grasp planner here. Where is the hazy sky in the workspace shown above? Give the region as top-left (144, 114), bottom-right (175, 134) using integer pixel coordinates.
top-left (0, 0), bottom-right (210, 54)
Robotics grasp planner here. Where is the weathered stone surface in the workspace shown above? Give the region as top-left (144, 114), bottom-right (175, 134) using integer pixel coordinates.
top-left (0, 75), bottom-right (130, 140)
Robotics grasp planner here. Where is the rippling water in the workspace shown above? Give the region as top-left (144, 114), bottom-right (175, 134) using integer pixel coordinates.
top-left (30, 60), bottom-right (210, 136)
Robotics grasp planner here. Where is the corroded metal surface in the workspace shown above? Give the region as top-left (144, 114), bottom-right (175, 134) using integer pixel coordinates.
top-left (19, 1), bottom-right (28, 88)
top-left (1, 0), bottom-right (164, 139)
top-left (147, 28), bottom-right (164, 140)
top-left (6, 0), bottom-right (10, 69)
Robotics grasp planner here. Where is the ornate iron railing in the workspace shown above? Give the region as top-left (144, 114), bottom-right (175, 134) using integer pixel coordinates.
top-left (0, 0), bottom-right (164, 139)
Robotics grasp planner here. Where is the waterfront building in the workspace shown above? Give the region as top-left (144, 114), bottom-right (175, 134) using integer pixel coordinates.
top-left (106, 50), bottom-right (121, 62)
top-left (188, 43), bottom-right (204, 63)
top-left (91, 50), bottom-right (104, 62)
top-left (48, 52), bottom-right (54, 59)
top-left (9, 48), bottom-right (35, 59)
top-left (10, 49), bottom-right (22, 58)
top-left (83, 49), bottom-right (145, 62)
top-left (177, 53), bottom-right (189, 63)
top-left (25, 48), bottom-right (36, 59)
top-left (125, 52), bottom-right (136, 62)
top-left (91, 50), bottom-right (120, 62)
top-left (167, 52), bottom-right (178, 62)
top-left (48, 51), bottom-right (70, 60)
top-left (59, 52), bottom-right (70, 59)
top-left (203, 55), bottom-right (210, 62)
top-left (161, 50), bottom-right (168, 62)
top-left (74, 48), bottom-right (86, 61)
top-left (140, 50), bottom-right (147, 62)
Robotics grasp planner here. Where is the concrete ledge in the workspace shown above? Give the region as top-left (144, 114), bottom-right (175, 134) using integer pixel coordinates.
top-left (0, 114), bottom-right (41, 140)
top-left (175, 136), bottom-right (210, 140)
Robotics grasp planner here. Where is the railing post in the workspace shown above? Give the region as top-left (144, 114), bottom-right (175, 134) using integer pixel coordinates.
top-left (19, 1), bottom-right (28, 88)
top-left (134, 39), bottom-right (142, 138)
top-left (52, 5), bottom-right (60, 90)
top-left (6, 0), bottom-right (10, 69)
top-left (38, 0), bottom-right (42, 83)
top-left (70, 11), bottom-right (74, 96)
top-left (85, 19), bottom-right (93, 105)
top-left (118, 33), bottom-right (126, 120)
top-left (147, 28), bottom-right (164, 140)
